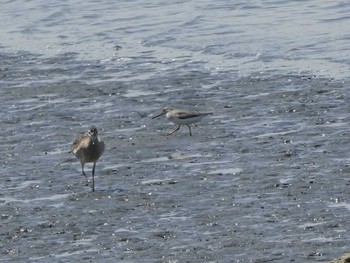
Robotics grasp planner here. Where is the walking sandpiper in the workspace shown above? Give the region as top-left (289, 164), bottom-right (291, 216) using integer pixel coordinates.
top-left (71, 126), bottom-right (105, 192)
top-left (152, 108), bottom-right (212, 136)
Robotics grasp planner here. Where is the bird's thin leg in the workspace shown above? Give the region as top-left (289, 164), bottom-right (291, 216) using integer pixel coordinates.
top-left (81, 163), bottom-right (90, 186)
top-left (81, 163), bottom-right (87, 177)
top-left (186, 124), bottom-right (192, 136)
top-left (167, 125), bottom-right (181, 136)
top-left (91, 163), bottom-right (96, 192)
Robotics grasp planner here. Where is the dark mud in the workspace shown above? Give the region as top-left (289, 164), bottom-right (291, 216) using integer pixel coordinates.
top-left (1, 51), bottom-right (350, 262)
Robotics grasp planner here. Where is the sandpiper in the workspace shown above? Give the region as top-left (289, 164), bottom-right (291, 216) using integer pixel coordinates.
top-left (152, 108), bottom-right (212, 136)
top-left (71, 126), bottom-right (105, 192)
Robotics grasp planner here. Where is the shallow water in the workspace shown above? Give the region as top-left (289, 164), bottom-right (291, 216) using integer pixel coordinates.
top-left (1, 1), bottom-right (350, 262)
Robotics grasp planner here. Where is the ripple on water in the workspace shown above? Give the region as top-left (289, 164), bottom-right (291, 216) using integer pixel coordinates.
top-left (208, 167), bottom-right (243, 175)
top-left (0, 193), bottom-right (70, 206)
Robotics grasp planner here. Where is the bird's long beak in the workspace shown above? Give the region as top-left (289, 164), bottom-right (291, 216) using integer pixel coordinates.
top-left (152, 111), bottom-right (165, 119)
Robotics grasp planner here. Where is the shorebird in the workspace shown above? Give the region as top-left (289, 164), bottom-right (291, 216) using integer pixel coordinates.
top-left (71, 126), bottom-right (105, 192)
top-left (152, 108), bottom-right (212, 136)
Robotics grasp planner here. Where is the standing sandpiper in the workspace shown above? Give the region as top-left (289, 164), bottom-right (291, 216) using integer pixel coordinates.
top-left (71, 126), bottom-right (105, 192)
top-left (152, 108), bottom-right (212, 136)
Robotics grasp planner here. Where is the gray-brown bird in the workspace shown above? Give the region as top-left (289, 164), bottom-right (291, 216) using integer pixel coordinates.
top-left (71, 126), bottom-right (105, 192)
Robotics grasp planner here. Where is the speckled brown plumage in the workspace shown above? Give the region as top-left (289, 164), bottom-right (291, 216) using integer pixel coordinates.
top-left (71, 126), bottom-right (104, 192)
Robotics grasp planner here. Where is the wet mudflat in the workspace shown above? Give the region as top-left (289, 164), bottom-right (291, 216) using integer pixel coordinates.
top-left (2, 0), bottom-right (350, 262)
top-left (1, 52), bottom-right (350, 262)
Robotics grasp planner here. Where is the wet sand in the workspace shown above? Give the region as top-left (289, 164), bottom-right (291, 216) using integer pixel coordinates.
top-left (1, 51), bottom-right (350, 262)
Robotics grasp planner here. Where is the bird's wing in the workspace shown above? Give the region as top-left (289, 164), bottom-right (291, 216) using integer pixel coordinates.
top-left (176, 112), bottom-right (206, 119)
top-left (71, 135), bottom-right (90, 154)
